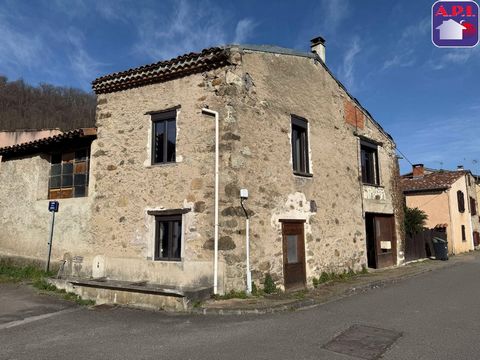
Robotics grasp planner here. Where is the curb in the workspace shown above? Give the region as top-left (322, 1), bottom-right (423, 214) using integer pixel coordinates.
top-left (191, 298), bottom-right (317, 315)
top-left (191, 259), bottom-right (462, 316)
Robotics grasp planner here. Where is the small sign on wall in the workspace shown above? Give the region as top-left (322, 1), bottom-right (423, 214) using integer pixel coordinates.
top-left (380, 241), bottom-right (392, 250)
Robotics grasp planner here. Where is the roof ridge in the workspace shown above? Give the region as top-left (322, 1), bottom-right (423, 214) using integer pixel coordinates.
top-left (92, 47), bottom-right (229, 94)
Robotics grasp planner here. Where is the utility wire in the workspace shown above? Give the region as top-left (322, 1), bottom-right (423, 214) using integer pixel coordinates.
top-left (396, 147), bottom-right (414, 167)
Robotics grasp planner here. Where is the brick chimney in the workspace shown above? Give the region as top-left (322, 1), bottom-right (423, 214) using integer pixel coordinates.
top-left (310, 36), bottom-right (326, 63)
top-left (412, 164), bottom-right (425, 178)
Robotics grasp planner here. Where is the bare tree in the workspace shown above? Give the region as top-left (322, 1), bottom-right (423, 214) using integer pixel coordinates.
top-left (0, 76), bottom-right (96, 131)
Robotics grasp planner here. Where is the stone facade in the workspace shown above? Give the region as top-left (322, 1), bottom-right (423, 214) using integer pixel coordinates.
top-left (0, 45), bottom-right (403, 296)
top-left (0, 154), bottom-right (92, 264)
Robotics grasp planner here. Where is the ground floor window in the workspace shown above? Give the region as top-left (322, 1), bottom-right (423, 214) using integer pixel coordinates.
top-left (154, 215), bottom-right (182, 261)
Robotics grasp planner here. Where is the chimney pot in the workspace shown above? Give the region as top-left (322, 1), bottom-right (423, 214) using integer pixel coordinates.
top-left (412, 163), bottom-right (425, 178)
top-left (310, 36), bottom-right (326, 63)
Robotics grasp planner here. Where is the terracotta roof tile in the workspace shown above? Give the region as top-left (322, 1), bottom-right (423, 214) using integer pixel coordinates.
top-left (92, 47), bottom-right (230, 94)
top-left (400, 170), bottom-right (468, 192)
top-left (0, 128), bottom-right (97, 157)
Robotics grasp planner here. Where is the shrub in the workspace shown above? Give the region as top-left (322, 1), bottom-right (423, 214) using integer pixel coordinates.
top-left (404, 206), bottom-right (428, 236)
top-left (361, 265), bottom-right (368, 274)
top-left (263, 273), bottom-right (277, 294)
top-left (251, 281), bottom-right (259, 296)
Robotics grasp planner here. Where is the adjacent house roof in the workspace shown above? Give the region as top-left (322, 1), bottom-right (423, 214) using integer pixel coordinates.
top-left (92, 47), bottom-right (230, 94)
top-left (0, 128), bottom-right (97, 158)
top-left (400, 170), bottom-right (469, 193)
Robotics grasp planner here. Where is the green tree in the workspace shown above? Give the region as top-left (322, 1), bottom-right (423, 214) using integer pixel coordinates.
top-left (404, 207), bottom-right (428, 236)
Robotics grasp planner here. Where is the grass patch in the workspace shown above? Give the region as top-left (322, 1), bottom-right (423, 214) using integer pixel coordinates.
top-left (312, 267), bottom-right (369, 288)
top-left (212, 289), bottom-right (248, 300)
top-left (293, 289), bottom-right (307, 300)
top-left (0, 261), bottom-right (94, 306)
top-left (0, 261), bottom-right (54, 283)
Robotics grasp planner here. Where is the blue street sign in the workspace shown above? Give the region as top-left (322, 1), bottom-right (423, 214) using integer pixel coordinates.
top-left (48, 201), bottom-right (59, 212)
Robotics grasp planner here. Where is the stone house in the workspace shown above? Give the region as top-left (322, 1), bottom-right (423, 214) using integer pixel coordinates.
top-left (401, 164), bottom-right (480, 254)
top-left (0, 39), bottom-right (404, 308)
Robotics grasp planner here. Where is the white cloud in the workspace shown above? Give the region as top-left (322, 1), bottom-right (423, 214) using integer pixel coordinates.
top-left (66, 29), bottom-right (105, 87)
top-left (430, 47), bottom-right (480, 70)
top-left (0, 2), bottom-right (104, 89)
top-left (49, 0), bottom-right (88, 19)
top-left (382, 17), bottom-right (429, 70)
top-left (133, 0), bottom-right (225, 60)
top-left (95, 0), bottom-right (129, 23)
top-left (0, 22), bottom-right (46, 72)
top-left (233, 18), bottom-right (257, 44)
top-left (0, 6), bottom-right (52, 77)
top-left (0, 0), bottom-right (257, 88)
top-left (339, 36), bottom-right (361, 89)
top-left (320, 0), bottom-right (351, 32)
top-left (132, 0), bottom-right (257, 61)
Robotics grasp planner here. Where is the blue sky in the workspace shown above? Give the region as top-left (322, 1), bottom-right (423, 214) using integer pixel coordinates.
top-left (1, 0), bottom-right (479, 174)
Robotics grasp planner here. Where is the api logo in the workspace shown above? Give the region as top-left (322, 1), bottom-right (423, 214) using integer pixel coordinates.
top-left (432, 0), bottom-right (479, 47)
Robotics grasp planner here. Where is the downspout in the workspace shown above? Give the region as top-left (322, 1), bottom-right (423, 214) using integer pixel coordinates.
top-left (466, 175), bottom-right (475, 250)
top-left (240, 192), bottom-right (252, 294)
top-left (202, 108), bottom-right (220, 295)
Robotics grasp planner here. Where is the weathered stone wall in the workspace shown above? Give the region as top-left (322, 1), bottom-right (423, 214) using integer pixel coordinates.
top-left (208, 48), bottom-right (403, 290)
top-left (204, 47), bottom-right (403, 288)
top-left (91, 69), bottom-right (232, 290)
top-left (0, 155), bottom-right (92, 264)
top-left (1, 47), bottom-right (402, 295)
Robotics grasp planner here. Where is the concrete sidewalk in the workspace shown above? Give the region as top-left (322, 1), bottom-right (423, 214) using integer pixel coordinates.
top-left (194, 252), bottom-right (477, 315)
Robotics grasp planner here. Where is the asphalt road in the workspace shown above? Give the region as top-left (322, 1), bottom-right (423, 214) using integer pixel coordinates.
top-left (1, 255), bottom-right (480, 360)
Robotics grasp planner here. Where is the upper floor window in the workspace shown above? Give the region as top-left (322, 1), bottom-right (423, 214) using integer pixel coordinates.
top-left (470, 197), bottom-right (477, 215)
top-left (49, 149), bottom-right (89, 199)
top-left (152, 110), bottom-right (176, 164)
top-left (457, 190), bottom-right (465, 213)
top-left (291, 116), bottom-right (310, 176)
top-left (361, 141), bottom-right (379, 185)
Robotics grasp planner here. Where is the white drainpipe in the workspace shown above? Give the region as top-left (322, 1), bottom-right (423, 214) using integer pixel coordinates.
top-left (202, 108), bottom-right (220, 294)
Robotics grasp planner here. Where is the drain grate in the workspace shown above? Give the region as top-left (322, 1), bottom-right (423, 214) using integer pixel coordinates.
top-left (322, 324), bottom-right (402, 360)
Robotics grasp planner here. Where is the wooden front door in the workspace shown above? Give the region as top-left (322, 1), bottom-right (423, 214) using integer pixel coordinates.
top-left (281, 221), bottom-right (306, 290)
top-left (365, 213), bottom-right (396, 269)
top-left (374, 215), bottom-right (396, 268)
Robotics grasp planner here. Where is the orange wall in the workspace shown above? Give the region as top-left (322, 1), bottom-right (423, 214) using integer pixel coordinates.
top-left (405, 191), bottom-right (450, 229)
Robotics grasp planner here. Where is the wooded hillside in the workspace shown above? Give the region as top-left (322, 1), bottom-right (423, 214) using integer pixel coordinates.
top-left (0, 76), bottom-right (96, 131)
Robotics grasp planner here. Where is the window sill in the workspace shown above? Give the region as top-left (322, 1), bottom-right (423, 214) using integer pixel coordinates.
top-left (45, 196), bottom-right (89, 201)
top-left (293, 171), bottom-right (313, 178)
top-left (146, 161), bottom-right (178, 168)
top-left (362, 183), bottom-right (383, 188)
top-left (152, 258), bottom-right (182, 262)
